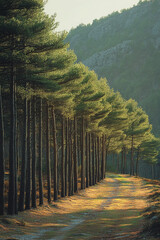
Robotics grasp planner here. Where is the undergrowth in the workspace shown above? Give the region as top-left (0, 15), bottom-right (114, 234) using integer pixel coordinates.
top-left (142, 180), bottom-right (160, 238)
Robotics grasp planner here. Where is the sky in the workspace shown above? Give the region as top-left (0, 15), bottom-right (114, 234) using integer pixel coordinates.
top-left (44, 0), bottom-right (140, 32)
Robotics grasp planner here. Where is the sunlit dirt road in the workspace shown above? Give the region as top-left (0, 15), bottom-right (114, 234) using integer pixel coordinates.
top-left (0, 174), bottom-right (156, 240)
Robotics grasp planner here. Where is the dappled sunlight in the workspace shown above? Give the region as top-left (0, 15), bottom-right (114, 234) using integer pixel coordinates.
top-left (0, 224), bottom-right (7, 231)
top-left (120, 223), bottom-right (132, 227)
top-left (39, 223), bottom-right (68, 228)
top-left (0, 174), bottom-right (156, 240)
top-left (108, 198), bottom-right (147, 210)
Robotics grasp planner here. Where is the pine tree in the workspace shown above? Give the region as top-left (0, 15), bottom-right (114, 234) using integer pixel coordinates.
top-left (125, 99), bottom-right (151, 175)
top-left (99, 91), bottom-right (129, 172)
top-left (136, 133), bottom-right (160, 176)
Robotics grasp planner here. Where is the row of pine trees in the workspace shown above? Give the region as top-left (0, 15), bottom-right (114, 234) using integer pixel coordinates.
top-left (0, 0), bottom-right (159, 216)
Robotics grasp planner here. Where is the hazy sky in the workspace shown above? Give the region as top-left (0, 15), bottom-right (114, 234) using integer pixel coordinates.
top-left (44, 0), bottom-right (140, 32)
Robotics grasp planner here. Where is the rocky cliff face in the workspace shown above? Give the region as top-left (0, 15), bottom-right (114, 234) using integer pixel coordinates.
top-left (83, 40), bottom-right (132, 72)
top-left (66, 0), bottom-right (160, 134)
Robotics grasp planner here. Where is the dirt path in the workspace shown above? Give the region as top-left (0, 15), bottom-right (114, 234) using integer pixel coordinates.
top-left (0, 174), bottom-right (157, 240)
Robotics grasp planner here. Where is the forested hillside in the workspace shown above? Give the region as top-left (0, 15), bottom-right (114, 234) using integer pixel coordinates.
top-left (66, 0), bottom-right (160, 135)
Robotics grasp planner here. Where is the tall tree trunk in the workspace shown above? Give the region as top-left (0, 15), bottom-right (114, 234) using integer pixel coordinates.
top-left (25, 100), bottom-right (31, 209)
top-left (104, 135), bottom-right (107, 177)
top-left (38, 98), bottom-right (43, 205)
top-left (135, 147), bottom-right (140, 177)
top-left (130, 135), bottom-right (134, 175)
top-left (117, 153), bottom-right (119, 173)
top-left (16, 121), bottom-right (20, 180)
top-left (105, 148), bottom-right (108, 174)
top-left (121, 149), bottom-right (124, 174)
top-left (69, 120), bottom-right (74, 196)
top-left (14, 84), bottom-right (18, 215)
top-left (100, 137), bottom-right (102, 180)
top-left (32, 96), bottom-right (37, 208)
top-left (112, 154), bottom-right (115, 168)
top-left (68, 121), bottom-right (71, 194)
top-left (52, 107), bottom-right (58, 201)
top-left (123, 147), bottom-right (127, 174)
top-left (74, 116), bottom-right (78, 193)
top-left (61, 115), bottom-right (65, 197)
top-left (8, 64), bottom-right (17, 215)
top-left (46, 102), bottom-right (51, 203)
top-left (101, 135), bottom-right (106, 179)
top-left (0, 86), bottom-right (5, 215)
top-left (86, 132), bottom-right (89, 188)
top-left (65, 118), bottom-right (69, 196)
top-left (95, 137), bottom-right (98, 183)
top-left (92, 135), bottom-right (95, 185)
top-left (97, 137), bottom-right (101, 182)
top-left (105, 138), bottom-right (110, 173)
top-left (18, 96), bottom-right (28, 211)
top-left (81, 117), bottom-right (85, 189)
top-left (89, 133), bottom-right (92, 186)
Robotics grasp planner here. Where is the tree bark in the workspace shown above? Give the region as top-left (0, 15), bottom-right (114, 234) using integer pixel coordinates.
top-left (95, 137), bottom-right (98, 183)
top-left (65, 118), bottom-right (69, 196)
top-left (101, 135), bottom-right (106, 179)
top-left (52, 107), bottom-right (58, 201)
top-left (135, 147), bottom-right (140, 177)
top-left (38, 98), bottom-right (43, 205)
top-left (18, 96), bottom-right (28, 211)
top-left (81, 117), bottom-right (85, 189)
top-left (86, 132), bottom-right (89, 188)
top-left (123, 147), bottom-right (127, 174)
top-left (97, 137), bottom-right (101, 182)
top-left (0, 86), bottom-right (5, 215)
top-left (32, 96), bottom-right (37, 208)
top-left (92, 135), bottom-right (95, 185)
top-left (14, 84), bottom-right (18, 214)
top-left (121, 149), bottom-right (124, 174)
top-left (46, 102), bottom-right (51, 203)
top-left (8, 63), bottom-right (17, 215)
top-left (105, 148), bottom-right (108, 174)
top-left (14, 84), bottom-right (18, 215)
top-left (74, 116), bottom-right (78, 193)
top-left (25, 100), bottom-right (32, 209)
top-left (117, 153), bottom-right (119, 173)
top-left (69, 120), bottom-right (74, 196)
top-left (61, 115), bottom-right (65, 197)
top-left (89, 133), bottom-right (92, 186)
top-left (130, 135), bottom-right (134, 175)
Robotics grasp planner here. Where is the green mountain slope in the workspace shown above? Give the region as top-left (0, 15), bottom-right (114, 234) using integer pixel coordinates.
top-left (66, 0), bottom-right (160, 135)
